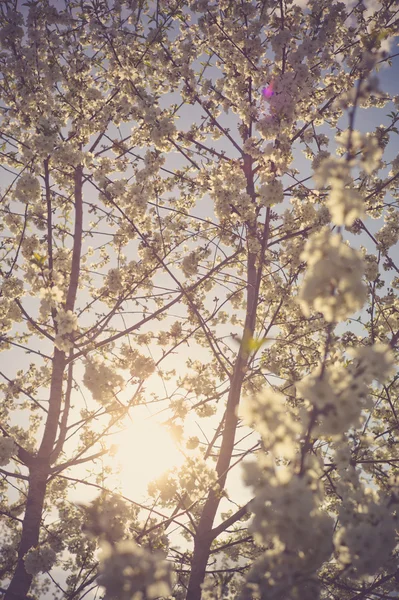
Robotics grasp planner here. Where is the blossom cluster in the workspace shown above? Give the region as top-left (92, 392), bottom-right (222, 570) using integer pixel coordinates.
top-left (376, 207), bottom-right (399, 250)
top-left (0, 435), bottom-right (17, 466)
top-left (182, 251), bottom-right (201, 278)
top-left (97, 540), bottom-right (173, 600)
top-left (83, 358), bottom-right (124, 405)
top-left (349, 342), bottom-right (395, 384)
top-left (148, 456), bottom-right (218, 506)
top-left (242, 340), bottom-right (396, 597)
top-left (119, 345), bottom-right (155, 380)
top-left (210, 162), bottom-right (254, 223)
top-left (55, 309), bottom-right (78, 335)
top-left (336, 129), bottom-right (382, 175)
top-left (298, 228), bottom-right (367, 322)
top-left (1, 2), bottom-right (398, 600)
top-left (257, 179), bottom-right (284, 207)
top-left (181, 246), bottom-right (211, 278)
top-left (241, 454), bottom-right (333, 600)
top-left (314, 156), bottom-right (364, 226)
top-left (297, 365), bottom-right (367, 438)
top-left (39, 285), bottom-right (64, 319)
top-left (54, 308), bottom-right (78, 352)
top-left (297, 343), bottom-right (394, 438)
top-left (334, 467), bottom-right (398, 576)
top-left (1, 276), bottom-right (24, 299)
top-left (83, 494), bottom-right (133, 542)
top-left (23, 545), bottom-right (57, 575)
top-left (53, 142), bottom-right (84, 168)
top-left (241, 389), bottom-right (300, 459)
top-left (14, 173), bottom-right (41, 203)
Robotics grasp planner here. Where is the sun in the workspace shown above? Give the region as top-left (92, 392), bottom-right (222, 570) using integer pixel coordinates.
top-left (113, 412), bottom-right (185, 498)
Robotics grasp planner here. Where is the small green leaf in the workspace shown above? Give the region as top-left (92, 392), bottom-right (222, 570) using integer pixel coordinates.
top-left (246, 336), bottom-right (270, 352)
top-left (234, 328), bottom-right (270, 354)
top-left (32, 252), bottom-right (46, 266)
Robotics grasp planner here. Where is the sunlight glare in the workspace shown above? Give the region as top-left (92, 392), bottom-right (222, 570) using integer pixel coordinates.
top-left (113, 415), bottom-right (185, 498)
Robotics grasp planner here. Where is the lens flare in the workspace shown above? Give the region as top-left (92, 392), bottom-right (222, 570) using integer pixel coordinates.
top-left (262, 82), bottom-right (274, 99)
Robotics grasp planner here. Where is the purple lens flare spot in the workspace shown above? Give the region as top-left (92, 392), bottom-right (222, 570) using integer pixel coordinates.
top-left (262, 82), bottom-right (274, 98)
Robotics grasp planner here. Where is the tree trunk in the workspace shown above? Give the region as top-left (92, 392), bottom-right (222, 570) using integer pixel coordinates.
top-left (4, 463), bottom-right (48, 600)
top-left (186, 349), bottom-right (249, 600)
top-left (186, 257), bottom-right (258, 598)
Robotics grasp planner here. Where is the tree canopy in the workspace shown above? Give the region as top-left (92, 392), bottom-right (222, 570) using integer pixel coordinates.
top-left (1, 0), bottom-right (399, 599)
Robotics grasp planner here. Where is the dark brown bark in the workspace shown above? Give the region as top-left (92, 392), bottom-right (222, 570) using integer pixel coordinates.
top-left (185, 342), bottom-right (251, 600)
top-left (4, 350), bottom-right (65, 599)
top-left (186, 244), bottom-right (259, 598)
top-left (4, 464), bottom-right (48, 600)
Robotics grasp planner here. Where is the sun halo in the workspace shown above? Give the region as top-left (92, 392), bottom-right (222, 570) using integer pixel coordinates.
top-left (112, 415), bottom-right (185, 498)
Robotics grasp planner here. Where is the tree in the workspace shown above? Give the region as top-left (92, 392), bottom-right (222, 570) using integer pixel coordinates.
top-left (0, 0), bottom-right (399, 598)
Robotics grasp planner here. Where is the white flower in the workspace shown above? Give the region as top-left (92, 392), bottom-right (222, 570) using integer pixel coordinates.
top-left (186, 436), bottom-right (199, 450)
top-left (349, 343), bottom-right (395, 384)
top-left (39, 286), bottom-right (63, 303)
top-left (389, 153), bottom-right (399, 177)
top-left (97, 540), bottom-right (172, 600)
top-left (14, 173), bottom-right (41, 203)
top-left (258, 179), bottom-right (284, 207)
top-left (55, 309), bottom-right (78, 335)
top-left (83, 359), bottom-right (124, 405)
top-left (242, 450), bottom-right (333, 599)
top-left (119, 345), bottom-right (155, 379)
top-left (334, 480), bottom-right (397, 576)
top-left (105, 268), bottom-right (123, 291)
top-left (24, 545), bottom-right (56, 575)
top-left (312, 150), bottom-right (330, 171)
top-left (296, 363), bottom-right (370, 437)
top-left (363, 254), bottom-right (379, 281)
top-left (0, 436), bottom-right (17, 466)
top-left (54, 335), bottom-right (74, 353)
top-left (39, 286), bottom-right (64, 319)
top-left (83, 494), bottom-right (131, 542)
top-left (1, 277), bottom-right (24, 300)
top-left (314, 155), bottom-right (364, 226)
top-left (375, 208), bottom-right (399, 249)
top-left (241, 389), bottom-right (301, 459)
top-left (247, 236), bottom-right (261, 254)
top-left (182, 251), bottom-right (200, 277)
top-left (334, 444), bottom-right (352, 470)
top-left (360, 133), bottom-right (383, 174)
top-left (326, 184), bottom-right (364, 227)
top-left (298, 229), bottom-right (367, 322)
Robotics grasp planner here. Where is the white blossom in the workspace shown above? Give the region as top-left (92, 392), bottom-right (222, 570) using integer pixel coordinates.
top-left (83, 359), bottom-right (124, 405)
top-left (119, 345), bottom-right (155, 379)
top-left (258, 179), bottom-right (284, 207)
top-left (296, 363), bottom-right (371, 437)
top-left (24, 545), bottom-right (57, 575)
top-left (82, 494), bottom-right (132, 542)
top-left (299, 229), bottom-right (367, 322)
top-left (0, 436), bottom-right (17, 466)
top-left (334, 469), bottom-right (398, 576)
top-left (14, 173), bottom-right (41, 203)
top-left (241, 389), bottom-right (300, 459)
top-left (327, 184), bottom-right (364, 227)
top-left (39, 286), bottom-right (64, 319)
top-left (97, 540), bottom-right (172, 600)
top-left (55, 309), bottom-right (78, 335)
top-left (349, 343), bottom-right (395, 384)
top-left (182, 251), bottom-right (200, 277)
